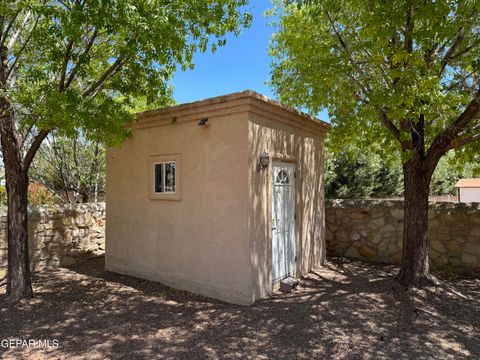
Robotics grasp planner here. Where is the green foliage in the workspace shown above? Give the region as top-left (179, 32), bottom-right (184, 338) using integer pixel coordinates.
top-left (269, 0), bottom-right (480, 167)
top-left (374, 164), bottom-right (404, 198)
top-left (325, 144), bottom-right (403, 199)
top-left (1, 0), bottom-right (252, 145)
top-left (430, 152), bottom-right (478, 195)
top-left (326, 143), bottom-right (477, 198)
top-left (30, 133), bottom-right (106, 203)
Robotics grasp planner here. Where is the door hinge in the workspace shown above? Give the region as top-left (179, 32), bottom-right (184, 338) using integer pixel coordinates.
top-left (294, 213), bottom-right (297, 220)
top-left (294, 171), bottom-right (297, 179)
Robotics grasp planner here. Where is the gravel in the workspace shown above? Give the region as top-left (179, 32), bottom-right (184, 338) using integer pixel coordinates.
top-left (0, 257), bottom-right (478, 360)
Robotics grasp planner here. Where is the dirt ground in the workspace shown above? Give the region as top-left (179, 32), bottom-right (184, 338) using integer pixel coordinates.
top-left (0, 257), bottom-right (479, 360)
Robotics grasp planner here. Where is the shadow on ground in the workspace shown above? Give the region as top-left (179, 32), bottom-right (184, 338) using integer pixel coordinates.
top-left (0, 257), bottom-right (478, 359)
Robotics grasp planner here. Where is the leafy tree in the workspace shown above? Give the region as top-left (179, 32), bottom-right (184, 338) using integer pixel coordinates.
top-left (270, 0), bottom-right (480, 285)
top-left (326, 145), bottom-right (476, 199)
top-left (326, 151), bottom-right (376, 198)
top-left (325, 148), bottom-right (403, 199)
top-left (0, 0), bottom-right (251, 299)
top-left (373, 163), bottom-right (404, 198)
top-left (430, 152), bottom-right (479, 195)
top-left (30, 133), bottom-right (105, 204)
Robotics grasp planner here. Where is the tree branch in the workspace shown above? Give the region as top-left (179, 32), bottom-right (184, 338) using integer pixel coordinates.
top-left (0, 16), bottom-right (5, 44)
top-left (82, 55), bottom-right (126, 97)
top-left (347, 74), bottom-right (369, 97)
top-left (440, 27), bottom-right (464, 76)
top-left (0, 10), bottom-right (20, 47)
top-left (404, 5), bottom-right (414, 54)
top-left (6, 16), bottom-right (39, 80)
top-left (411, 114), bottom-right (425, 155)
top-left (444, 90), bottom-right (480, 134)
top-left (325, 10), bottom-right (370, 91)
top-left (6, 11), bottom-right (32, 52)
top-left (323, 10), bottom-right (413, 151)
top-left (24, 129), bottom-right (50, 169)
top-left (58, 0), bottom-right (72, 11)
top-left (424, 42), bottom-right (439, 67)
top-left (447, 133), bottom-right (480, 150)
top-left (428, 89), bottom-right (480, 157)
top-left (441, 69), bottom-right (478, 93)
top-left (58, 39), bottom-right (74, 91)
top-left (380, 109), bottom-right (413, 150)
top-left (64, 28), bottom-right (97, 89)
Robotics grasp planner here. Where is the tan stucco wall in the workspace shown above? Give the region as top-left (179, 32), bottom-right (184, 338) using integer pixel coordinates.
top-left (106, 91), bottom-right (328, 305)
top-left (106, 108), bottom-right (252, 304)
top-left (247, 101), bottom-right (327, 300)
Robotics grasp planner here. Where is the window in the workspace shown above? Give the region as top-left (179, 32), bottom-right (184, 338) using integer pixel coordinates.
top-left (275, 169), bottom-right (290, 185)
top-left (149, 154), bottom-right (181, 200)
top-left (154, 161), bottom-right (176, 193)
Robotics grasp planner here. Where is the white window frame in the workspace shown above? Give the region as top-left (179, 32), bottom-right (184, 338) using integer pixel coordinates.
top-left (149, 154), bottom-right (181, 200)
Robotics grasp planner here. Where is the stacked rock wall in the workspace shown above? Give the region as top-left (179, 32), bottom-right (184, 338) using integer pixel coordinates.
top-left (326, 200), bottom-right (480, 274)
top-left (2, 200), bottom-right (478, 280)
top-left (0, 203), bottom-right (105, 280)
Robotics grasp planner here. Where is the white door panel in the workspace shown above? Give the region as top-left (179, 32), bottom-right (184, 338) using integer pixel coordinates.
top-left (272, 163), bottom-right (296, 281)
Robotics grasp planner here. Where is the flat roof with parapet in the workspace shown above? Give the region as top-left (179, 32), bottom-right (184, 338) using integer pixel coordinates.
top-left (455, 179), bottom-right (480, 188)
top-left (134, 90), bottom-right (329, 135)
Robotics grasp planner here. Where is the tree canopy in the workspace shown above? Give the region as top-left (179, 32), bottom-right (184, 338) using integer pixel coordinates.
top-left (1, 0), bottom-right (251, 146)
top-left (269, 0), bottom-right (480, 165)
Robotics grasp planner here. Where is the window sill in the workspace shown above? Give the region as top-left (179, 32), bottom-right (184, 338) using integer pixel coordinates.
top-left (149, 193), bottom-right (181, 201)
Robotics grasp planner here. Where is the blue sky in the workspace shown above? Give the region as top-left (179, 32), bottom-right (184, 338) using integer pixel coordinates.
top-left (171, 0), bottom-right (329, 121)
top-left (172, 1), bottom-right (274, 102)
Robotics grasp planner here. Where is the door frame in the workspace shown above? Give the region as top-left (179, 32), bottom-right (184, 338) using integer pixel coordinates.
top-left (270, 160), bottom-right (297, 286)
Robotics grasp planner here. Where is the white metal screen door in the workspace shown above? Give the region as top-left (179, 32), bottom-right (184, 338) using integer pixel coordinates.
top-left (272, 162), bottom-right (296, 282)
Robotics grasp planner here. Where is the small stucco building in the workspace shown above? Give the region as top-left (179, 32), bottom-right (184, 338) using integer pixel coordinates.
top-left (105, 90), bottom-right (329, 304)
top-left (455, 179), bottom-right (480, 203)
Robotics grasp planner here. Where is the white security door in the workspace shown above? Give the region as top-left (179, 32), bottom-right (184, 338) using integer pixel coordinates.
top-left (272, 162), bottom-right (296, 282)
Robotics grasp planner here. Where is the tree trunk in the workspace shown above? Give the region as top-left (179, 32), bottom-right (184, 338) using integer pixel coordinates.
top-left (1, 122), bottom-right (47, 299)
top-left (4, 168), bottom-right (33, 299)
top-left (1, 39), bottom-right (48, 300)
top-left (397, 158), bottom-right (434, 286)
top-left (0, 107), bottom-right (34, 298)
top-left (0, 45), bottom-right (33, 299)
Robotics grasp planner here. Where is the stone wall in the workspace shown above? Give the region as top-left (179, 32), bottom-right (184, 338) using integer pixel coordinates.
top-left (0, 203), bottom-right (105, 281)
top-left (326, 200), bottom-right (480, 274)
top-left (2, 200), bottom-right (478, 281)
